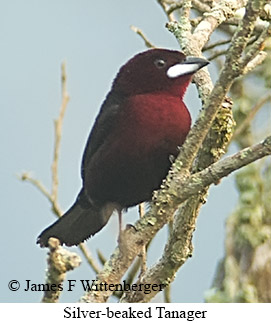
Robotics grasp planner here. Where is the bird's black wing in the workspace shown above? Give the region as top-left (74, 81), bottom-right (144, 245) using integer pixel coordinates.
top-left (81, 91), bottom-right (122, 179)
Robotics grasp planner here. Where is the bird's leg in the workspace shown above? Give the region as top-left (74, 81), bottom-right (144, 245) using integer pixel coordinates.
top-left (117, 209), bottom-right (124, 245)
top-left (117, 208), bottom-right (139, 255)
top-left (118, 209), bottom-right (122, 235)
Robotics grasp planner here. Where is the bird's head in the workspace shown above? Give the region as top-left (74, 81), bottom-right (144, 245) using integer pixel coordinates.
top-left (112, 48), bottom-right (209, 98)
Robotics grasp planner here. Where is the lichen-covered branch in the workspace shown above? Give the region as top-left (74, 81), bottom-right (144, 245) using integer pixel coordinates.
top-left (120, 114), bottom-right (271, 302)
top-left (80, 133), bottom-right (271, 302)
top-left (206, 163), bottom-right (271, 302)
top-left (42, 238), bottom-right (81, 303)
top-left (206, 43), bottom-right (271, 303)
top-left (172, 0), bottom-right (268, 174)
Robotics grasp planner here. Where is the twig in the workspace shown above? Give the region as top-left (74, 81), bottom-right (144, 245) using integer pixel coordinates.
top-left (190, 16), bottom-right (203, 27)
top-left (20, 173), bottom-right (62, 217)
top-left (207, 49), bottom-right (228, 61)
top-left (164, 284), bottom-right (172, 303)
top-left (51, 62), bottom-right (70, 202)
top-left (223, 17), bottom-right (241, 26)
top-left (203, 39), bottom-right (231, 51)
top-left (243, 50), bottom-right (267, 75)
top-left (181, 136), bottom-right (271, 203)
top-left (130, 26), bottom-right (155, 48)
top-left (240, 24), bottom-right (271, 72)
top-left (20, 62), bottom-right (99, 276)
top-left (157, 0), bottom-right (177, 21)
top-left (233, 95), bottom-right (271, 140)
top-left (97, 249), bottom-right (107, 265)
top-left (78, 244), bottom-right (100, 274)
top-left (125, 258), bottom-right (141, 285)
top-left (167, 2), bottom-right (184, 16)
top-left (192, 0), bottom-right (211, 13)
top-left (180, 0), bottom-right (191, 20)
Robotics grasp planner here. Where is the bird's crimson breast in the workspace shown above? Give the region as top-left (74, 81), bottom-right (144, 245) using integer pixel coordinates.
top-left (84, 92), bottom-right (191, 208)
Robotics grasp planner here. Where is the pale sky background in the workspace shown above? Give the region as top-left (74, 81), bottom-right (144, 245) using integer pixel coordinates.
top-left (0, 0), bottom-right (243, 302)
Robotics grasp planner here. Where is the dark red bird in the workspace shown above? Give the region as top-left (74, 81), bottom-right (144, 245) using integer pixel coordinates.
top-left (38, 48), bottom-right (208, 247)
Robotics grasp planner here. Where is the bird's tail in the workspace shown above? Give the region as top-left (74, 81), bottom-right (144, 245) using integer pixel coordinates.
top-left (37, 189), bottom-right (116, 247)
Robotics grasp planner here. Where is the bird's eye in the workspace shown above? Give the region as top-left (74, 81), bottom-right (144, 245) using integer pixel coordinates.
top-left (154, 59), bottom-right (166, 69)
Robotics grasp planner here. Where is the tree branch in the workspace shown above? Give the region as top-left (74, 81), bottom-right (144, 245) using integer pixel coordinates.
top-left (51, 62), bottom-right (70, 203)
top-left (20, 62), bottom-right (100, 281)
top-left (130, 25), bottom-right (155, 48)
top-left (173, 0), bottom-right (268, 175)
top-left (81, 134), bottom-right (271, 302)
top-left (120, 124), bottom-right (271, 302)
top-left (41, 238), bottom-right (81, 303)
top-left (233, 94), bottom-right (271, 140)
top-left (20, 173), bottom-right (62, 217)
